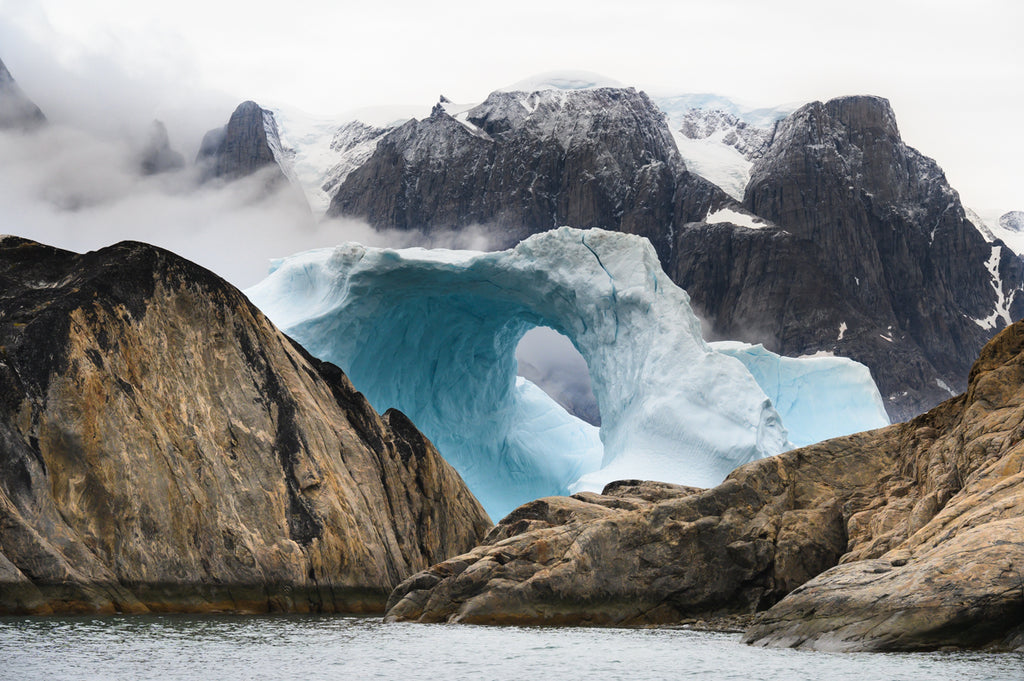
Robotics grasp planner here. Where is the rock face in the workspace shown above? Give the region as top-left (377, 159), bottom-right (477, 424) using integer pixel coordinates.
top-left (197, 101), bottom-right (290, 185)
top-left (0, 57), bottom-right (46, 130)
top-left (327, 88), bottom-right (730, 258)
top-left (674, 96), bottom-right (1024, 420)
top-left (0, 236), bottom-right (490, 615)
top-left (385, 321), bottom-right (1024, 652)
top-left (139, 120), bottom-right (185, 175)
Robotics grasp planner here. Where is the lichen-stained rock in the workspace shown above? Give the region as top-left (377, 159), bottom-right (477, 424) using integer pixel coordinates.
top-left (743, 322), bottom-right (1024, 651)
top-left (386, 322), bottom-right (1024, 651)
top-left (0, 236), bottom-right (491, 615)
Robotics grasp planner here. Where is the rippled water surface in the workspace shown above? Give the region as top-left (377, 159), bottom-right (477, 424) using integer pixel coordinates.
top-left (1, 615), bottom-right (1021, 680)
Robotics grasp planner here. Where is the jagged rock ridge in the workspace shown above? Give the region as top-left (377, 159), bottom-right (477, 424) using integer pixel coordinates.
top-left (327, 87), bottom-right (731, 258)
top-left (0, 236), bottom-right (490, 615)
top-left (384, 321), bottom-right (1024, 652)
top-left (0, 57), bottom-right (46, 130)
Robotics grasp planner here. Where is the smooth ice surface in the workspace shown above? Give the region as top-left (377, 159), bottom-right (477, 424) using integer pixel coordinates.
top-left (248, 228), bottom-right (789, 518)
top-left (711, 341), bottom-right (889, 448)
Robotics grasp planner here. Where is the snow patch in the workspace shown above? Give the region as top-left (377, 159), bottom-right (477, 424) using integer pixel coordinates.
top-left (672, 129), bottom-right (753, 200)
top-left (971, 245), bottom-right (1015, 331)
top-left (838, 322), bottom-right (848, 341)
top-left (935, 378), bottom-right (957, 397)
top-left (705, 207), bottom-right (767, 230)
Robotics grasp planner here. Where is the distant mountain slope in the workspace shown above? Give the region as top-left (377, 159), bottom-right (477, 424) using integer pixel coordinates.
top-left (0, 57), bottom-right (46, 130)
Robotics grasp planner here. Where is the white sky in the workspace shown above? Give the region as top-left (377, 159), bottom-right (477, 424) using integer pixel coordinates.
top-left (0, 0), bottom-right (1021, 212)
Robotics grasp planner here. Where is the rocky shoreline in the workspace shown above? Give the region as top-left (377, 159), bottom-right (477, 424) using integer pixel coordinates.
top-left (385, 323), bottom-right (1024, 652)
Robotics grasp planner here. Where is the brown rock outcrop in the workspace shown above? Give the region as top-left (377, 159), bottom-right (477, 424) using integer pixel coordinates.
top-left (385, 323), bottom-right (1024, 651)
top-left (0, 236), bottom-right (491, 615)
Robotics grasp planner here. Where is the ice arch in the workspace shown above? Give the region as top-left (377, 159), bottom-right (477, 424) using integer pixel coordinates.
top-left (247, 228), bottom-right (792, 518)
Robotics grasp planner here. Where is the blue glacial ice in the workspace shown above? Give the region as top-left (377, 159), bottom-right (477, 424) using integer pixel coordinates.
top-left (246, 227), bottom-right (886, 519)
top-left (711, 342), bottom-right (888, 449)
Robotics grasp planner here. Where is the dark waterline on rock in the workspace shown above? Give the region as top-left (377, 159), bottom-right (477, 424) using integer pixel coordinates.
top-left (1, 615), bottom-right (1020, 681)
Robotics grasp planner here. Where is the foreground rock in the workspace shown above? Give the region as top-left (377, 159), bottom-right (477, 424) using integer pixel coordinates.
top-left (0, 237), bottom-right (490, 615)
top-left (386, 323), bottom-right (1024, 651)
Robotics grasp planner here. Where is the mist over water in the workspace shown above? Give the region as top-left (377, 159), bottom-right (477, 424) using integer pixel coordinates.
top-left (1, 615), bottom-right (1019, 681)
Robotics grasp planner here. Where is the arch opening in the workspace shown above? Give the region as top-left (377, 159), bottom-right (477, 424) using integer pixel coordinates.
top-left (247, 229), bottom-right (798, 520)
top-left (515, 326), bottom-right (601, 427)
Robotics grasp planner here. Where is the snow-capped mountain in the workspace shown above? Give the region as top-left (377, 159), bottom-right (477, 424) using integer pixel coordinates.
top-left (325, 84), bottom-right (729, 258)
top-left (671, 95), bottom-right (1024, 419)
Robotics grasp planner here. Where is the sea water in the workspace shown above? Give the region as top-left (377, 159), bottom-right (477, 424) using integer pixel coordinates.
top-left (0, 615), bottom-right (1020, 680)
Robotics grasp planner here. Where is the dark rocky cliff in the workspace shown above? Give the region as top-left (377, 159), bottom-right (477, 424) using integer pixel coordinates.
top-left (327, 88), bottom-right (731, 257)
top-left (0, 236), bottom-right (491, 615)
top-left (197, 101), bottom-right (289, 185)
top-left (0, 57), bottom-right (46, 130)
top-left (385, 321), bottom-right (1024, 652)
top-left (672, 96), bottom-right (1024, 420)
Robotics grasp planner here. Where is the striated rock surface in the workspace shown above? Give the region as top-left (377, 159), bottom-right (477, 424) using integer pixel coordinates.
top-left (385, 321), bottom-right (1024, 651)
top-left (0, 236), bottom-right (490, 615)
top-left (0, 57), bottom-right (46, 130)
top-left (139, 120), bottom-right (185, 175)
top-left (327, 87), bottom-right (731, 258)
top-left (196, 101), bottom-right (290, 185)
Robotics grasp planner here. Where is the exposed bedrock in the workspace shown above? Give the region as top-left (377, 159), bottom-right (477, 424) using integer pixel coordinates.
top-left (0, 236), bottom-right (490, 615)
top-left (385, 321), bottom-right (1024, 652)
top-left (709, 95), bottom-right (1024, 421)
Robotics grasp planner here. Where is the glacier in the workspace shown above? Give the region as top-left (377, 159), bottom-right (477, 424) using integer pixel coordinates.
top-left (247, 228), bottom-right (887, 518)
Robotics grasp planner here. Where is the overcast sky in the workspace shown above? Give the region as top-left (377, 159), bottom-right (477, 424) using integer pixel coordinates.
top-left (0, 0), bottom-right (1020, 212)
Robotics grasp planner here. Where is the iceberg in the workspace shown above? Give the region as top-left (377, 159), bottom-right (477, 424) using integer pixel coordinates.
top-left (711, 341), bottom-right (889, 448)
top-left (247, 228), bottom-right (886, 518)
